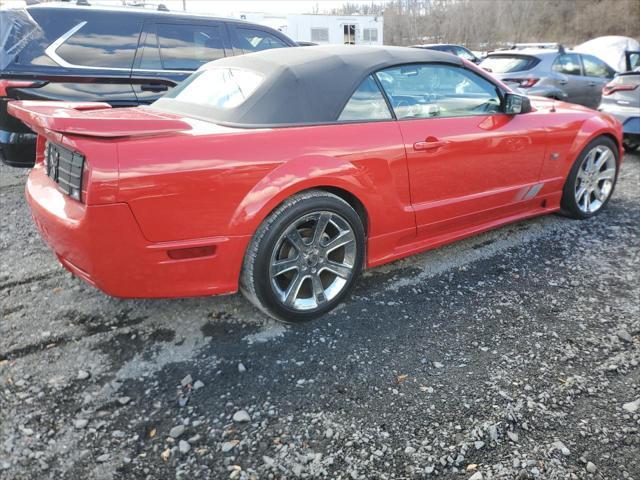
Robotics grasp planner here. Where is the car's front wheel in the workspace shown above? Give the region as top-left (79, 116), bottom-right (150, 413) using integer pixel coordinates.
top-left (561, 137), bottom-right (619, 219)
top-left (240, 190), bottom-right (365, 322)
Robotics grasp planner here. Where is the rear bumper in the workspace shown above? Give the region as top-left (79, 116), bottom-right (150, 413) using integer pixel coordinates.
top-left (598, 104), bottom-right (640, 139)
top-left (26, 166), bottom-right (250, 298)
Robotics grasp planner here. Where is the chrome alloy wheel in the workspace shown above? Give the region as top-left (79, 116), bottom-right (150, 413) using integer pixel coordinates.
top-left (574, 145), bottom-right (617, 214)
top-left (269, 211), bottom-right (357, 311)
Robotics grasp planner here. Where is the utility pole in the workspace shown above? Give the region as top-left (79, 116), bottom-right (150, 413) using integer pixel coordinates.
top-left (182, 0), bottom-right (186, 11)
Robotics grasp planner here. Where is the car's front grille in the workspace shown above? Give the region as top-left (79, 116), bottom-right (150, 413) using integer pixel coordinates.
top-left (44, 141), bottom-right (84, 201)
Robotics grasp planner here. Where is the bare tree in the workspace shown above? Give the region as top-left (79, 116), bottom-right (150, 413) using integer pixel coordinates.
top-left (371, 0), bottom-right (639, 48)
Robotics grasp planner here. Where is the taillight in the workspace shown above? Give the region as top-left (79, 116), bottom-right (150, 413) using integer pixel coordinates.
top-left (504, 78), bottom-right (539, 88)
top-left (602, 82), bottom-right (639, 96)
top-left (0, 80), bottom-right (38, 97)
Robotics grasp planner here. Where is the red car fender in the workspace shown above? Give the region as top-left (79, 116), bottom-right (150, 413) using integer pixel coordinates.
top-left (567, 114), bottom-right (624, 169)
top-left (228, 153), bottom-right (374, 235)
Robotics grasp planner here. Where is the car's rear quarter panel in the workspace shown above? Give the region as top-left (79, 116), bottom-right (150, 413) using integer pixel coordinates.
top-left (116, 121), bottom-right (414, 247)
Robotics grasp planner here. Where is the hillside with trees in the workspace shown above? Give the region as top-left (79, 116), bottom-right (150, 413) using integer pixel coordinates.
top-left (329, 0), bottom-right (639, 49)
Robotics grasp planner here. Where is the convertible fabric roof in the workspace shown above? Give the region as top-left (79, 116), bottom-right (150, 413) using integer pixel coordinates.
top-left (152, 45), bottom-right (463, 127)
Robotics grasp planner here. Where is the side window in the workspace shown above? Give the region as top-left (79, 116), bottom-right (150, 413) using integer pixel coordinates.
top-left (552, 54), bottom-right (582, 76)
top-left (455, 47), bottom-right (476, 61)
top-left (138, 31), bottom-right (162, 69)
top-left (363, 29), bottom-right (378, 43)
top-left (153, 23), bottom-right (224, 71)
top-left (234, 28), bottom-right (288, 53)
top-left (338, 75), bottom-right (392, 122)
top-left (376, 64), bottom-right (501, 119)
top-left (56, 20), bottom-right (141, 69)
top-left (311, 28), bottom-right (329, 43)
top-left (582, 55), bottom-right (614, 78)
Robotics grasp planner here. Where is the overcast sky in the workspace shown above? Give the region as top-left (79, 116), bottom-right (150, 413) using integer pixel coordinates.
top-left (1, 0), bottom-right (387, 15)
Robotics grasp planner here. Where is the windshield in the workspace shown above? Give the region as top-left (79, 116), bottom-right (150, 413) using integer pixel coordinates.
top-left (480, 55), bottom-right (539, 73)
top-left (0, 9), bottom-right (43, 70)
top-left (162, 67), bottom-right (264, 109)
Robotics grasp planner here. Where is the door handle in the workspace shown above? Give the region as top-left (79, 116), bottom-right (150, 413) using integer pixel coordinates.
top-left (557, 79), bottom-right (568, 85)
top-left (140, 83), bottom-right (169, 92)
top-left (588, 81), bottom-right (597, 86)
top-left (413, 136), bottom-right (448, 151)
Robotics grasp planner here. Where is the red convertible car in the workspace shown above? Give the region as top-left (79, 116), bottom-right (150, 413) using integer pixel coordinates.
top-left (10, 46), bottom-right (622, 322)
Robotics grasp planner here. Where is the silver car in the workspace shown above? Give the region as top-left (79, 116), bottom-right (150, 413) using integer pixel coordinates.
top-left (480, 44), bottom-right (616, 109)
top-left (598, 71), bottom-right (640, 151)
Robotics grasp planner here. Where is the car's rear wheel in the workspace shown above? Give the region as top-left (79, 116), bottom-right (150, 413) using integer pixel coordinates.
top-left (561, 137), bottom-right (619, 219)
top-left (241, 190), bottom-right (365, 323)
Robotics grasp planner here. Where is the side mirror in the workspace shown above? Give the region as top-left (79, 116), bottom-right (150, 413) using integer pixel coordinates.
top-left (503, 92), bottom-right (532, 114)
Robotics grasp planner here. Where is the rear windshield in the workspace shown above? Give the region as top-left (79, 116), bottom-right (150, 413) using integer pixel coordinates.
top-left (480, 55), bottom-right (539, 73)
top-left (162, 67), bottom-right (264, 109)
top-left (0, 9), bottom-right (43, 70)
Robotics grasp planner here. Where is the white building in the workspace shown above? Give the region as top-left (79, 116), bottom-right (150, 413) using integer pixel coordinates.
top-left (235, 13), bottom-right (383, 46)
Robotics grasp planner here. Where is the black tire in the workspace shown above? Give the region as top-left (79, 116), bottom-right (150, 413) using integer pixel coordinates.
top-left (240, 190), bottom-right (365, 323)
top-left (560, 136), bottom-right (619, 219)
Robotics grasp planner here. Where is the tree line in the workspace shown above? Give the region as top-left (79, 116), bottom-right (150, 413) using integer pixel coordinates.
top-left (329, 0), bottom-right (639, 50)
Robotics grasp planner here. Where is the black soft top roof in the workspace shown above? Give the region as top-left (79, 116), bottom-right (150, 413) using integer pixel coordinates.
top-left (152, 45), bottom-right (463, 127)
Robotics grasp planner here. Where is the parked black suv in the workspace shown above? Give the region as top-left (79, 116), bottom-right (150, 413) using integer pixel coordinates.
top-left (0, 3), bottom-right (296, 167)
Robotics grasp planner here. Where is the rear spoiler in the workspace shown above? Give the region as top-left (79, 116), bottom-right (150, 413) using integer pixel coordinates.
top-left (7, 100), bottom-right (192, 138)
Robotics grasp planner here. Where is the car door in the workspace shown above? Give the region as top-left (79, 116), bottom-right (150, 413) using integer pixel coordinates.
top-left (375, 63), bottom-right (548, 239)
top-left (131, 20), bottom-right (232, 104)
top-left (551, 53), bottom-right (591, 105)
top-left (580, 54), bottom-right (616, 108)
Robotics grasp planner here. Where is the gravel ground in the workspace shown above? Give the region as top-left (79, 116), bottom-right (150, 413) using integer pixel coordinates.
top-left (0, 153), bottom-right (638, 480)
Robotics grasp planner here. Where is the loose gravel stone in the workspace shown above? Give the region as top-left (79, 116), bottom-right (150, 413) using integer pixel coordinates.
top-left (552, 441), bottom-right (571, 456)
top-left (73, 419), bottom-right (89, 429)
top-left (616, 329), bottom-right (633, 343)
top-left (221, 441), bottom-right (237, 453)
top-left (178, 440), bottom-right (191, 454)
top-left (169, 425), bottom-right (186, 439)
top-left (232, 410), bottom-right (251, 423)
top-left (622, 398), bottom-right (639, 413)
top-left (404, 446), bottom-right (416, 455)
top-left (193, 380), bottom-right (205, 390)
top-left (181, 375), bottom-right (192, 387)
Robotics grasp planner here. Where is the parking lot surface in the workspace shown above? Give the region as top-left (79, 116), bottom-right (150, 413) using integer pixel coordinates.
top-left (1, 154), bottom-right (639, 480)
